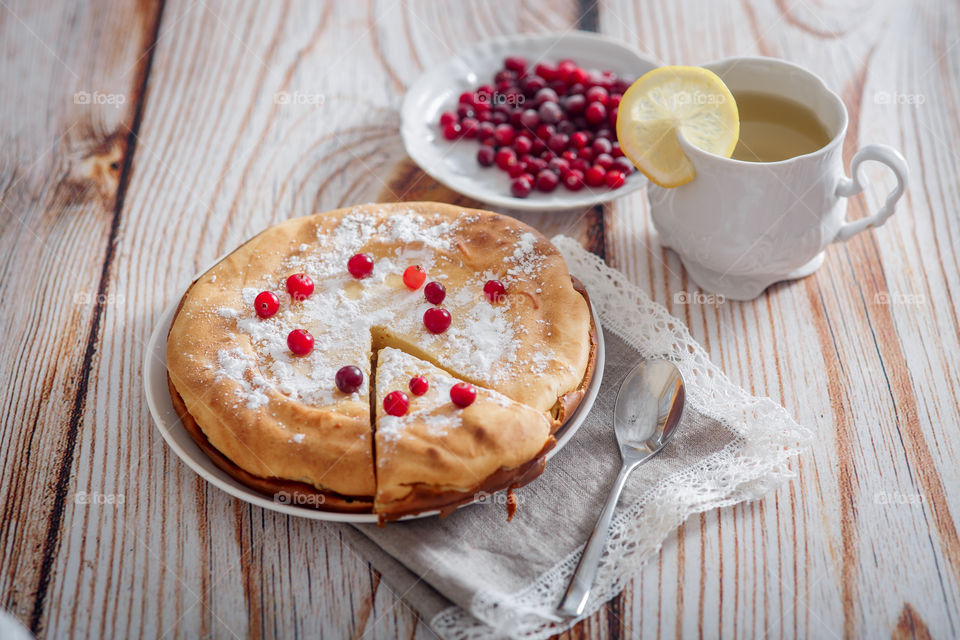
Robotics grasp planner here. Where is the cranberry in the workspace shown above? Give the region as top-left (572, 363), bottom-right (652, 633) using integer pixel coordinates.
top-left (450, 382), bottom-right (477, 408)
top-left (347, 253), bottom-right (374, 279)
top-left (286, 273), bottom-right (314, 301)
top-left (604, 169), bottom-right (626, 189)
top-left (460, 117), bottom-right (479, 138)
top-left (608, 93), bottom-right (622, 108)
top-left (408, 376), bottom-right (429, 396)
top-left (535, 170), bottom-right (559, 192)
top-left (570, 131), bottom-right (589, 148)
top-left (335, 365), bottom-right (364, 393)
top-left (571, 157), bottom-right (590, 172)
top-left (585, 86), bottom-right (608, 105)
top-left (442, 123), bottom-right (461, 140)
top-left (531, 138), bottom-right (548, 155)
top-left (578, 146), bottom-right (595, 162)
top-left (556, 120), bottom-right (576, 135)
top-left (592, 138), bottom-right (612, 155)
top-left (383, 390), bottom-right (409, 417)
top-left (504, 56), bottom-right (527, 73)
top-left (614, 157), bottom-right (634, 174)
top-left (483, 279), bottom-right (507, 303)
top-left (254, 291), bottom-right (279, 318)
top-left (535, 62), bottom-right (558, 81)
top-left (513, 135), bottom-right (533, 154)
top-left (493, 148), bottom-right (514, 171)
top-left (458, 91), bottom-right (474, 106)
top-left (561, 149), bottom-right (577, 162)
top-left (595, 153), bottom-right (615, 170)
top-left (568, 67), bottom-right (591, 86)
top-left (557, 60), bottom-right (577, 82)
top-left (585, 102), bottom-right (607, 125)
top-left (456, 104), bottom-right (474, 119)
top-left (595, 127), bottom-right (613, 140)
top-left (476, 84), bottom-right (494, 99)
top-left (477, 146), bottom-right (495, 167)
top-left (477, 121), bottom-right (495, 139)
top-left (548, 157), bottom-right (570, 173)
top-left (585, 165), bottom-right (606, 187)
top-left (547, 133), bottom-right (569, 152)
top-left (565, 94), bottom-right (586, 115)
top-left (608, 106), bottom-right (618, 127)
top-left (403, 265), bottom-right (426, 290)
top-left (563, 169), bottom-right (585, 191)
top-left (423, 307), bottom-right (452, 333)
top-left (511, 176), bottom-right (533, 198)
top-left (538, 101), bottom-right (562, 124)
top-left (493, 124), bottom-right (515, 146)
top-left (610, 141), bottom-right (624, 158)
top-left (494, 69), bottom-right (515, 84)
top-left (519, 109), bottom-right (540, 130)
top-left (490, 111), bottom-right (508, 125)
top-left (519, 75), bottom-right (546, 97)
top-left (287, 329), bottom-right (314, 356)
top-left (439, 111), bottom-right (457, 127)
top-left (424, 281), bottom-right (446, 304)
top-left (568, 82), bottom-right (586, 96)
top-left (534, 87), bottom-right (559, 106)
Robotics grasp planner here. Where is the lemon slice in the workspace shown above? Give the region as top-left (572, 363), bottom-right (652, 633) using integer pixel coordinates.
top-left (616, 66), bottom-right (739, 188)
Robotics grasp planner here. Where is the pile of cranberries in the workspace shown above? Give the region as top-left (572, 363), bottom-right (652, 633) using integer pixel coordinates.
top-left (438, 56), bottom-right (636, 198)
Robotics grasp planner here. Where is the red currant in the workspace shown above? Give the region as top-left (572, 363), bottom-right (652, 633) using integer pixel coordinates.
top-left (484, 279), bottom-right (507, 303)
top-left (450, 382), bottom-right (477, 408)
top-left (287, 329), bottom-right (314, 356)
top-left (383, 390), bottom-right (409, 417)
top-left (335, 365), bottom-right (364, 393)
top-left (408, 376), bottom-right (429, 396)
top-left (347, 253), bottom-right (374, 279)
top-left (403, 265), bottom-right (426, 290)
top-left (423, 307), bottom-right (452, 333)
top-left (285, 273), bottom-right (314, 301)
top-left (424, 281), bottom-right (446, 304)
top-left (254, 291), bottom-right (279, 318)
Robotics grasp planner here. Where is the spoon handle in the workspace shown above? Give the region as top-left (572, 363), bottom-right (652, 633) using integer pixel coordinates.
top-left (557, 460), bottom-right (636, 617)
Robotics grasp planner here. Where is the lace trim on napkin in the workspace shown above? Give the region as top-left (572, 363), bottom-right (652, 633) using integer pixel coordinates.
top-left (429, 237), bottom-right (812, 640)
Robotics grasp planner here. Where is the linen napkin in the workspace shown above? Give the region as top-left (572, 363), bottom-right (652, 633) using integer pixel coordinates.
top-left (337, 237), bottom-right (810, 639)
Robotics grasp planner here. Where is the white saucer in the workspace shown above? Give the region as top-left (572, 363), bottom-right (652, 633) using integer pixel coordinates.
top-left (400, 32), bottom-right (658, 211)
top-left (144, 288), bottom-right (604, 523)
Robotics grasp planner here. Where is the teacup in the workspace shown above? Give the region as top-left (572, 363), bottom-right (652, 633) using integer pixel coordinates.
top-left (648, 56), bottom-right (908, 300)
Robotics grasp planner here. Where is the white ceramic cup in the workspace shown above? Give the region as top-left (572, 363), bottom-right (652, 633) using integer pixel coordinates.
top-left (648, 56), bottom-right (909, 300)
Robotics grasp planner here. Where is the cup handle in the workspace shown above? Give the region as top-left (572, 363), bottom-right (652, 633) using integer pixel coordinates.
top-left (833, 144), bottom-right (909, 243)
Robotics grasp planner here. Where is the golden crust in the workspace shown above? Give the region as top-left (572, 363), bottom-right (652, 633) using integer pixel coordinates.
top-left (165, 202), bottom-right (595, 515)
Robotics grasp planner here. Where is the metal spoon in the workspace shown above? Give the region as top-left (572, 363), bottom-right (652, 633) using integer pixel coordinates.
top-left (557, 359), bottom-right (686, 618)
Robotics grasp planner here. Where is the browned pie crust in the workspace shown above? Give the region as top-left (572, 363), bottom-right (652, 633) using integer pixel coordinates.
top-left (165, 203), bottom-right (598, 521)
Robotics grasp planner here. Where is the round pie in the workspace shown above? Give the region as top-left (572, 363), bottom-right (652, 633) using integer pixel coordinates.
top-left (166, 202), bottom-right (597, 522)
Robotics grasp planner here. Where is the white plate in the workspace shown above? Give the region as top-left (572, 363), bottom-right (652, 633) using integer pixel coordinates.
top-left (400, 32), bottom-right (658, 211)
top-left (144, 289), bottom-right (604, 523)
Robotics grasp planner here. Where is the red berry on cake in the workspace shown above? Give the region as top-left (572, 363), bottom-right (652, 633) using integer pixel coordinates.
top-left (286, 273), bottom-right (314, 301)
top-left (383, 390), bottom-right (409, 416)
top-left (335, 365), bottom-right (364, 394)
top-left (423, 281), bottom-right (446, 305)
top-left (402, 265), bottom-right (426, 290)
top-left (254, 291), bottom-right (279, 318)
top-left (287, 329), bottom-right (314, 356)
top-left (450, 382), bottom-right (477, 408)
top-left (347, 253), bottom-right (374, 279)
top-left (423, 307), bottom-right (452, 333)
top-left (408, 376), bottom-right (429, 396)
top-left (483, 279), bottom-right (507, 303)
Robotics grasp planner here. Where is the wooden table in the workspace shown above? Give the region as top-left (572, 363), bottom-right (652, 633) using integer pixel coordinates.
top-left (3, 1), bottom-right (958, 637)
